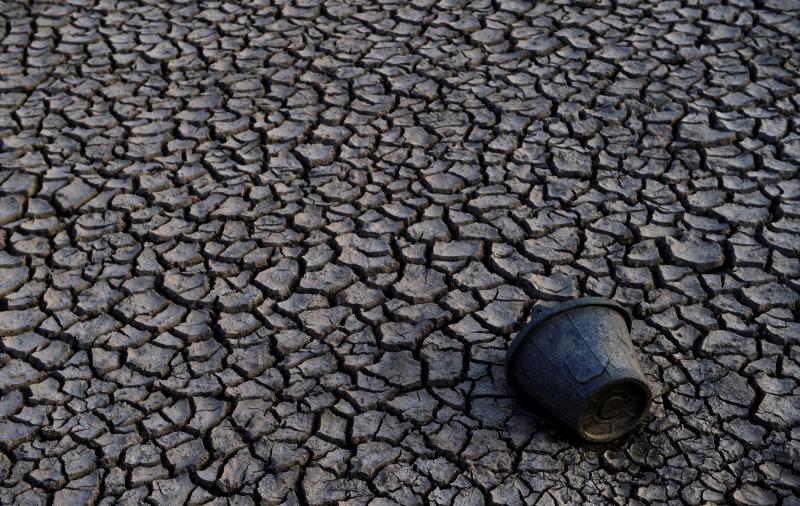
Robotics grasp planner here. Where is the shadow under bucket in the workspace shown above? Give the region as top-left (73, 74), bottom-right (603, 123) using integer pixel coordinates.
top-left (505, 297), bottom-right (653, 442)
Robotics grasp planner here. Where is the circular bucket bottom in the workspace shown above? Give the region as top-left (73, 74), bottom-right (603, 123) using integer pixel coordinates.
top-left (578, 378), bottom-right (651, 442)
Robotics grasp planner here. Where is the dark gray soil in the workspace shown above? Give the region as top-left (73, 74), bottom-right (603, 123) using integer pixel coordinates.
top-left (1, 0), bottom-right (799, 504)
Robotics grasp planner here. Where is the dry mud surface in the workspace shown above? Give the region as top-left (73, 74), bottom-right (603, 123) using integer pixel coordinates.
top-left (1, 0), bottom-right (800, 504)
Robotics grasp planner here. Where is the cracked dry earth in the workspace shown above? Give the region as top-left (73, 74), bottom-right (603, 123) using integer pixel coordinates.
top-left (1, 0), bottom-right (800, 505)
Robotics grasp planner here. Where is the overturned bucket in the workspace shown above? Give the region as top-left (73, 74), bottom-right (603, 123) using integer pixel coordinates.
top-left (505, 297), bottom-right (652, 442)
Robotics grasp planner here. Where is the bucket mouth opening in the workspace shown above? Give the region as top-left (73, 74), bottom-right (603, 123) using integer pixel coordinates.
top-left (578, 379), bottom-right (652, 443)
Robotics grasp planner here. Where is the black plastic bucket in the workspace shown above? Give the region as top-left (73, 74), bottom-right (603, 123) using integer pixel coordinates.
top-left (505, 297), bottom-right (653, 442)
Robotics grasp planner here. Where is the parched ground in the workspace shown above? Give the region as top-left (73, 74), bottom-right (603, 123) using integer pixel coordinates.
top-left (0, 0), bottom-right (799, 504)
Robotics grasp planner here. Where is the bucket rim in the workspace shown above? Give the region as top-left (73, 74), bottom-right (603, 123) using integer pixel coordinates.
top-left (504, 296), bottom-right (632, 381)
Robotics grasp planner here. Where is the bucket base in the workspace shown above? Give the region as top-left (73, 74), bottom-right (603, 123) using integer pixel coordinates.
top-left (578, 379), bottom-right (650, 442)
